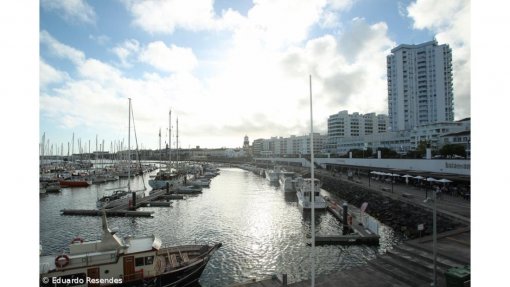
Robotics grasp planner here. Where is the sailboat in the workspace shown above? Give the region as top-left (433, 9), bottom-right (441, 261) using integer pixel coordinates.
top-left (149, 110), bottom-right (184, 190)
top-left (40, 99), bottom-right (222, 286)
top-left (97, 100), bottom-right (146, 208)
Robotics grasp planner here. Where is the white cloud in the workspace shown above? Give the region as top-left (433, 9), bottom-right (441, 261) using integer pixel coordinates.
top-left (139, 41), bottom-right (198, 73)
top-left (124, 0), bottom-right (216, 33)
top-left (40, 58), bottom-right (70, 88)
top-left (328, 0), bottom-right (355, 10)
top-left (123, 0), bottom-right (355, 44)
top-left (279, 18), bottom-right (395, 119)
top-left (40, 30), bottom-right (85, 65)
top-left (407, 0), bottom-right (470, 119)
top-left (41, 0), bottom-right (96, 24)
top-left (112, 39), bottom-right (140, 68)
top-left (89, 34), bottom-right (110, 45)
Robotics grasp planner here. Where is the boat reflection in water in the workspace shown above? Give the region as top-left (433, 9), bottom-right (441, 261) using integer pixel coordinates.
top-left (40, 210), bottom-right (221, 287)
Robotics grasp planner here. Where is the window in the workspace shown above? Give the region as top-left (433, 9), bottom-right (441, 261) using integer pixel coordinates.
top-left (145, 256), bottom-right (154, 265)
top-left (135, 257), bottom-right (145, 267)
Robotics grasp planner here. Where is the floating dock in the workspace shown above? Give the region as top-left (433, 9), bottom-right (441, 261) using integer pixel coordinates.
top-left (61, 209), bottom-right (154, 217)
top-left (61, 189), bottom-right (180, 217)
top-left (316, 200), bottom-right (380, 245)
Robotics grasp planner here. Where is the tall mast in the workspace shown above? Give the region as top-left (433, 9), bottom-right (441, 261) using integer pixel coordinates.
top-left (159, 128), bottom-right (162, 170)
top-left (169, 110), bottom-right (172, 171)
top-left (128, 98), bottom-right (131, 192)
top-left (72, 132), bottom-right (75, 162)
top-left (176, 117), bottom-right (179, 169)
top-left (41, 132), bottom-right (45, 158)
top-left (309, 74), bottom-right (316, 286)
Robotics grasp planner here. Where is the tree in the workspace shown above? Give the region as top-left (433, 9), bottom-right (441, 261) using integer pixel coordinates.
top-left (348, 147), bottom-right (373, 158)
top-left (440, 144), bottom-right (466, 158)
top-left (379, 148), bottom-right (398, 158)
top-left (406, 140), bottom-right (434, 158)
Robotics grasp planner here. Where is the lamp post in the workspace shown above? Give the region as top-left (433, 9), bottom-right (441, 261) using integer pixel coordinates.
top-left (432, 185), bottom-right (437, 286)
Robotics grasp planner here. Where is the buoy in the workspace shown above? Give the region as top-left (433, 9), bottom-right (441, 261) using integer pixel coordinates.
top-left (71, 237), bottom-right (84, 244)
top-left (55, 254), bottom-right (70, 268)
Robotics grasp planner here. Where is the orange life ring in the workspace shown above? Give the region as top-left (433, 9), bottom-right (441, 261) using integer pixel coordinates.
top-left (55, 254), bottom-right (70, 268)
top-left (71, 237), bottom-right (83, 244)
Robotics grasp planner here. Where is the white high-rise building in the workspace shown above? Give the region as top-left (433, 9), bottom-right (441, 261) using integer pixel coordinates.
top-left (387, 40), bottom-right (453, 131)
top-left (326, 110), bottom-right (389, 152)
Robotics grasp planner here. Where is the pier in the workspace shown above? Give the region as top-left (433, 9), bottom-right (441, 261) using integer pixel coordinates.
top-left (60, 189), bottom-right (181, 217)
top-left (61, 209), bottom-right (154, 217)
top-left (314, 200), bottom-right (380, 245)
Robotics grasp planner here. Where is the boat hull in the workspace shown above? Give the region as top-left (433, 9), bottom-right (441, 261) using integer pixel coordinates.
top-left (149, 179), bottom-right (181, 190)
top-left (59, 180), bottom-right (91, 187)
top-left (296, 192), bottom-right (327, 210)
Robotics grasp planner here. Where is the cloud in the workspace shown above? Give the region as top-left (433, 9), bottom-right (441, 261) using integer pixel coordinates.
top-left (41, 0), bottom-right (96, 24)
top-left (138, 41), bottom-right (198, 73)
top-left (112, 39), bottom-right (140, 68)
top-left (40, 30), bottom-right (86, 65)
top-left (406, 0), bottom-right (470, 119)
top-left (123, 0), bottom-right (216, 34)
top-left (280, 18), bottom-right (394, 115)
top-left (123, 0), bottom-right (355, 44)
top-left (40, 58), bottom-right (70, 88)
top-left (39, 31), bottom-right (209, 146)
top-left (89, 34), bottom-right (110, 45)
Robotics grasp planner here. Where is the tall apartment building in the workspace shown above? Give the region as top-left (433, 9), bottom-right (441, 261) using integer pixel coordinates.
top-left (326, 110), bottom-right (389, 152)
top-left (387, 40), bottom-right (453, 131)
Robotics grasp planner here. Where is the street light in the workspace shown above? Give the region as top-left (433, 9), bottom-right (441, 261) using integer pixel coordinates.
top-left (432, 185), bottom-right (437, 286)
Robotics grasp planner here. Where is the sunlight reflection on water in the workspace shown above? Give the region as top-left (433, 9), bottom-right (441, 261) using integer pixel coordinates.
top-left (40, 166), bottom-right (401, 286)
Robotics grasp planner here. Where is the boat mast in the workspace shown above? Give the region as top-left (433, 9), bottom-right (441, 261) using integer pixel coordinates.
top-left (128, 98), bottom-right (131, 192)
top-left (159, 128), bottom-right (162, 170)
top-left (309, 74), bottom-right (316, 286)
top-left (176, 117), bottom-right (179, 170)
top-left (169, 110), bottom-right (172, 171)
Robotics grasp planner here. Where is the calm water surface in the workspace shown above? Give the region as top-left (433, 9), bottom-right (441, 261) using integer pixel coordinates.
top-left (40, 166), bottom-right (401, 286)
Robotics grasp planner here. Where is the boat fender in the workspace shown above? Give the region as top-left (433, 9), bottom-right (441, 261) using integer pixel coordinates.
top-left (71, 237), bottom-right (84, 244)
top-left (55, 255), bottom-right (70, 268)
top-left (105, 197), bottom-right (110, 203)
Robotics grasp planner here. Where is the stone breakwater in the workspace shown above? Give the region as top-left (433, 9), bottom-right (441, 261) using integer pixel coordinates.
top-left (315, 174), bottom-right (466, 240)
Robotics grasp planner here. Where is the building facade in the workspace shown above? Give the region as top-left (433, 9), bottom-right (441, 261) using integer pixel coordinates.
top-left (326, 110), bottom-right (389, 151)
top-left (387, 40), bottom-right (453, 131)
top-left (252, 134), bottom-right (326, 157)
top-left (329, 119), bottom-right (470, 156)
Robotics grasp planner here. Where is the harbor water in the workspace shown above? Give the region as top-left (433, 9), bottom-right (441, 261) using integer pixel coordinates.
top-left (40, 166), bottom-right (402, 286)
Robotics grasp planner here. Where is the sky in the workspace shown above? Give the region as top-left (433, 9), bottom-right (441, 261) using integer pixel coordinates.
top-left (38, 0), bottom-right (471, 152)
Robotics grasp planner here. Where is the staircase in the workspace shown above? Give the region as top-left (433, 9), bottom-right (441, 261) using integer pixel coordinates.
top-left (368, 242), bottom-right (468, 286)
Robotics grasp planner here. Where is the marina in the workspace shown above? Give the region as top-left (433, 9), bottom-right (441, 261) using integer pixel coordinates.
top-left (40, 165), bottom-right (403, 286)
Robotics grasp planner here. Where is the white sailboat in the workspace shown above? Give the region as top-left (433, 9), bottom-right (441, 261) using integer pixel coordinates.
top-left (149, 110), bottom-right (183, 190)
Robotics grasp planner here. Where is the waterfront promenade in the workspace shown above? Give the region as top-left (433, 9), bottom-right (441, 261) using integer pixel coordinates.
top-left (232, 165), bottom-right (470, 287)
